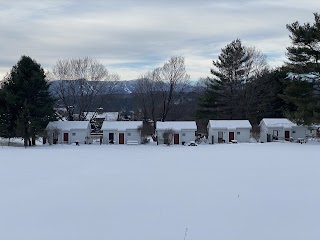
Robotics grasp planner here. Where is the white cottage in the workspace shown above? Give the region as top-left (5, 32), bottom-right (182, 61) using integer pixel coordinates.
top-left (259, 118), bottom-right (307, 142)
top-left (45, 121), bottom-right (91, 144)
top-left (207, 120), bottom-right (252, 144)
top-left (156, 121), bottom-right (197, 145)
top-left (101, 121), bottom-right (142, 144)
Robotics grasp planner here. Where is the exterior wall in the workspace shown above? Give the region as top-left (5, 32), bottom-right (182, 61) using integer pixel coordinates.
top-left (259, 122), bottom-right (268, 143)
top-left (235, 128), bottom-right (251, 142)
top-left (156, 129), bottom-right (195, 145)
top-left (57, 129), bottom-right (90, 144)
top-left (260, 121), bottom-right (288, 142)
top-left (259, 123), bottom-right (306, 142)
top-left (267, 127), bottom-right (288, 141)
top-left (180, 130), bottom-right (196, 144)
top-left (210, 128), bottom-right (226, 144)
top-left (125, 129), bottom-right (141, 144)
top-left (59, 131), bottom-right (68, 144)
top-left (103, 130), bottom-right (119, 144)
top-left (292, 126), bottom-right (307, 140)
top-left (156, 129), bottom-right (167, 145)
top-left (70, 129), bottom-right (90, 144)
top-left (209, 128), bottom-right (251, 143)
top-left (207, 124), bottom-right (214, 144)
top-left (103, 129), bottom-right (141, 144)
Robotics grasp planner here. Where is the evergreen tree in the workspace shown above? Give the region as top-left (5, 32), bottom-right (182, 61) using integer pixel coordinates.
top-left (281, 77), bottom-right (316, 125)
top-left (0, 90), bottom-right (16, 144)
top-left (283, 13), bottom-right (320, 124)
top-left (286, 13), bottom-right (320, 76)
top-left (245, 68), bottom-right (287, 124)
top-left (197, 39), bottom-right (267, 121)
top-left (1, 56), bottom-right (56, 147)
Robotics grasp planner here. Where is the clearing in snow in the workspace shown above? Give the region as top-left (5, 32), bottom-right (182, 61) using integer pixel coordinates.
top-left (0, 142), bottom-right (319, 240)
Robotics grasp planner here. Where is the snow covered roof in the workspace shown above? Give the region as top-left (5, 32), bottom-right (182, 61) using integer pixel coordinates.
top-left (208, 120), bottom-right (252, 129)
top-left (84, 112), bottom-right (119, 121)
top-left (105, 112), bottom-right (119, 121)
top-left (260, 118), bottom-right (297, 128)
top-left (101, 121), bottom-right (142, 131)
top-left (156, 121), bottom-right (197, 131)
top-left (46, 121), bottom-right (90, 131)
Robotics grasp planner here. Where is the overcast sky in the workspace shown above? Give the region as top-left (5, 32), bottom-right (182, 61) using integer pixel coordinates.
top-left (0, 0), bottom-right (318, 80)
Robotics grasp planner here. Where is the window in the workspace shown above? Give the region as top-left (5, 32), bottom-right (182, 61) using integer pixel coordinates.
top-left (237, 132), bottom-right (240, 135)
top-left (72, 133), bottom-right (76, 136)
top-left (182, 133), bottom-right (186, 137)
top-left (127, 133), bottom-right (131, 136)
top-left (109, 133), bottom-right (114, 141)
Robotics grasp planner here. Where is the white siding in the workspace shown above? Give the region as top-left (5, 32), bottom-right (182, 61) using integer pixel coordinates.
top-left (235, 128), bottom-right (251, 142)
top-left (264, 127), bottom-right (288, 141)
top-left (103, 130), bottom-right (118, 144)
top-left (103, 129), bottom-right (141, 144)
top-left (259, 121), bottom-right (268, 143)
top-left (292, 126), bottom-right (307, 139)
top-left (156, 129), bottom-right (166, 145)
top-left (211, 129), bottom-right (226, 144)
top-left (207, 124), bottom-right (214, 144)
top-left (46, 121), bottom-right (91, 145)
top-left (59, 131), bottom-right (68, 144)
top-left (57, 129), bottom-right (90, 144)
top-left (209, 128), bottom-right (251, 143)
top-left (156, 129), bottom-right (196, 145)
top-left (260, 124), bottom-right (307, 142)
top-left (70, 129), bottom-right (89, 144)
top-left (181, 130), bottom-right (196, 144)
top-left (126, 129), bottom-right (141, 143)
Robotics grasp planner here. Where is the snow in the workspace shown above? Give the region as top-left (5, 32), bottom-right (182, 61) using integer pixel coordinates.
top-left (101, 121), bottom-right (142, 131)
top-left (208, 120), bottom-right (252, 129)
top-left (261, 118), bottom-right (297, 128)
top-left (84, 112), bottom-right (119, 121)
top-left (46, 121), bottom-right (90, 131)
top-left (0, 142), bottom-right (320, 240)
top-left (156, 121), bottom-right (197, 131)
top-left (105, 112), bottom-right (119, 121)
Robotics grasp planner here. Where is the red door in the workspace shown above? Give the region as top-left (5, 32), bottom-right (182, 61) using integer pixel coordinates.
top-left (285, 131), bottom-right (290, 140)
top-left (63, 133), bottom-right (68, 143)
top-left (229, 132), bottom-right (235, 142)
top-left (119, 133), bottom-right (124, 144)
top-left (174, 134), bottom-right (179, 145)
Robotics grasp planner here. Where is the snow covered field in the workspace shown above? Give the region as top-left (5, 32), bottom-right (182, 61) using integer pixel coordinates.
top-left (0, 142), bottom-right (319, 240)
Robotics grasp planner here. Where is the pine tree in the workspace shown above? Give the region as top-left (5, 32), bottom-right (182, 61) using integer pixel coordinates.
top-left (197, 39), bottom-right (267, 120)
top-left (286, 13), bottom-right (320, 76)
top-left (245, 68), bottom-right (287, 124)
top-left (283, 13), bottom-right (320, 124)
top-left (0, 90), bottom-right (16, 144)
top-left (2, 56), bottom-right (56, 147)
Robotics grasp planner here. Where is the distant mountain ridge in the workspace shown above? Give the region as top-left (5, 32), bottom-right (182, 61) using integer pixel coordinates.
top-left (48, 79), bottom-right (196, 96)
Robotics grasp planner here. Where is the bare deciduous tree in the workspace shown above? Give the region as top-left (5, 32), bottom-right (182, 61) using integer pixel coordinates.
top-left (50, 57), bottom-right (120, 120)
top-left (134, 56), bottom-right (191, 123)
top-left (159, 56), bottom-right (191, 121)
top-left (244, 47), bottom-right (268, 81)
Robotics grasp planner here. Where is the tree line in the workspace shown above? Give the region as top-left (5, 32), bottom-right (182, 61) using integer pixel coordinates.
top-left (0, 13), bottom-right (319, 146)
top-left (197, 13), bottom-right (320, 127)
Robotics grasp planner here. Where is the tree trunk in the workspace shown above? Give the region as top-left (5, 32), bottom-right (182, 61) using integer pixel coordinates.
top-left (24, 138), bottom-right (28, 148)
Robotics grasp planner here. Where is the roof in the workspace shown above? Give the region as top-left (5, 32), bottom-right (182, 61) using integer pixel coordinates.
top-left (105, 112), bottom-right (119, 121)
top-left (84, 112), bottom-right (119, 121)
top-left (156, 121), bottom-right (197, 131)
top-left (208, 120), bottom-right (252, 129)
top-left (46, 121), bottom-right (90, 131)
top-left (260, 118), bottom-right (297, 128)
top-left (101, 121), bottom-right (142, 131)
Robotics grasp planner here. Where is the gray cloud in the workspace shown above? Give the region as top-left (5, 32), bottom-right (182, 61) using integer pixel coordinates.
top-left (0, 0), bottom-right (319, 80)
